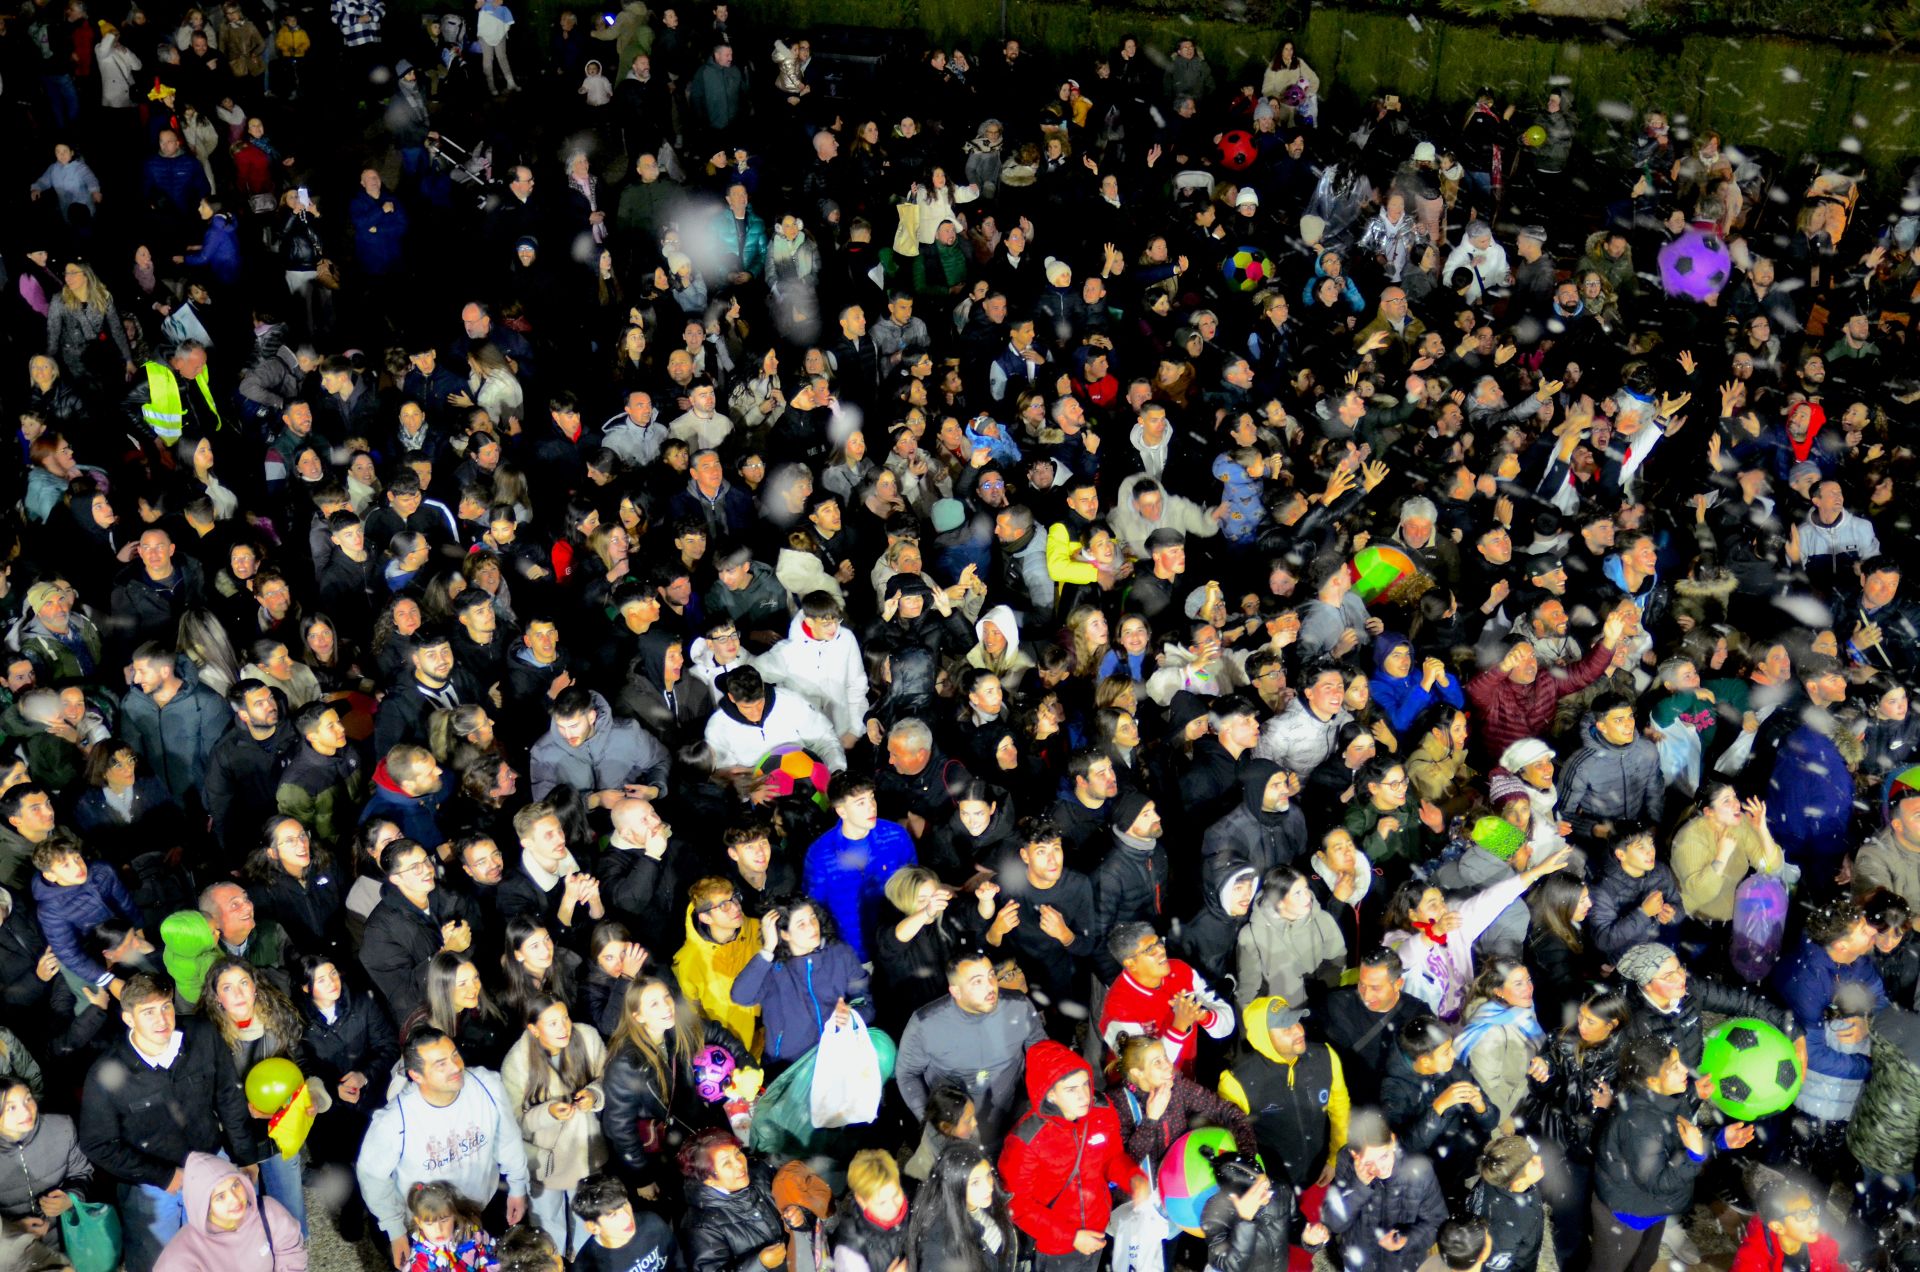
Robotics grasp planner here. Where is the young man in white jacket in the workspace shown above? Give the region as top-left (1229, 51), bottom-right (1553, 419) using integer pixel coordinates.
top-left (702, 664), bottom-right (847, 774)
top-left (753, 593), bottom-right (868, 749)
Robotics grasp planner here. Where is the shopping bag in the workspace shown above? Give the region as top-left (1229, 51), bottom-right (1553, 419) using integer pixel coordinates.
top-left (1107, 1198), bottom-right (1171, 1272)
top-left (748, 1047), bottom-right (819, 1160)
top-left (809, 1014), bottom-right (882, 1129)
top-left (1731, 870), bottom-right (1789, 981)
top-left (59, 1199), bottom-right (123, 1272)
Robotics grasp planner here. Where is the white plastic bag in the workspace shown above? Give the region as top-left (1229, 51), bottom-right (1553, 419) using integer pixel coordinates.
top-left (1107, 1198), bottom-right (1171, 1272)
top-left (809, 1014), bottom-right (882, 1129)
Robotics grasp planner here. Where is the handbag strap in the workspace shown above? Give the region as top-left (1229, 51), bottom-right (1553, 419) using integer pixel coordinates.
top-left (258, 1185), bottom-right (276, 1270)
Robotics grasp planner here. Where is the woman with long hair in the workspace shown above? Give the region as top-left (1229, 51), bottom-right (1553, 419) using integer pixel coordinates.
top-left (1061, 605), bottom-right (1110, 681)
top-left (500, 915), bottom-right (582, 1025)
top-left (369, 592), bottom-right (424, 686)
top-left (905, 1143), bottom-right (1016, 1272)
top-left (46, 259), bottom-right (134, 390)
top-left (298, 612), bottom-right (365, 694)
top-left (822, 428), bottom-right (877, 504)
top-left (295, 954), bottom-right (397, 1241)
top-left (1453, 956), bottom-right (1547, 1124)
top-left (171, 434), bottom-right (239, 520)
top-left (602, 976), bottom-right (752, 1197)
top-left (404, 949), bottom-right (512, 1070)
top-left (203, 956), bottom-right (309, 1234)
top-left (1523, 870), bottom-right (1593, 1033)
top-left (1380, 844), bottom-right (1572, 1022)
top-left (1515, 986), bottom-right (1628, 1266)
top-left (501, 992), bottom-right (609, 1252)
top-left (177, 608), bottom-right (242, 696)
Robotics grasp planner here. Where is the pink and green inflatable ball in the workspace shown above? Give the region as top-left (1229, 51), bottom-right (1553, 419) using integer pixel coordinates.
top-left (1158, 1126), bottom-right (1248, 1233)
top-left (1221, 247), bottom-right (1273, 293)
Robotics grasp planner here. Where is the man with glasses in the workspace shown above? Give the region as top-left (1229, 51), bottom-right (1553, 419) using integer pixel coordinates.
top-left (360, 837), bottom-right (475, 1025)
top-left (1096, 920), bottom-right (1234, 1070)
top-left (673, 874), bottom-right (764, 1055)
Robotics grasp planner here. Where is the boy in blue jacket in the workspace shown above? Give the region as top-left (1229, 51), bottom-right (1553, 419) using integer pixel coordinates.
top-left (31, 832), bottom-right (144, 995)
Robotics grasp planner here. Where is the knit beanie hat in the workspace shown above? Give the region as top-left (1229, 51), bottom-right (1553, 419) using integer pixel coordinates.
top-left (1469, 815), bottom-right (1525, 862)
top-left (1616, 942), bottom-right (1677, 987)
top-left (1112, 790), bottom-right (1154, 837)
top-left (1487, 770), bottom-right (1531, 808)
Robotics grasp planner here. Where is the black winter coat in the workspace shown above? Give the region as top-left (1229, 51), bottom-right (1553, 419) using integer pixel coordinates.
top-left (359, 883), bottom-right (473, 1026)
top-left (1467, 1178), bottom-right (1545, 1272)
top-left (248, 860), bottom-right (348, 963)
top-left (603, 1023), bottom-right (752, 1187)
top-left (1515, 1030), bottom-right (1620, 1166)
top-left (78, 1017), bottom-right (266, 1187)
top-left (300, 989), bottom-right (399, 1097)
top-left (830, 1195), bottom-right (912, 1272)
top-left (202, 716), bottom-right (295, 859)
top-left (680, 1161), bottom-right (788, 1272)
top-left (1321, 1150), bottom-right (1448, 1272)
top-left (1593, 1086), bottom-right (1707, 1219)
top-left (1090, 838), bottom-right (1170, 979)
top-left (1379, 1052), bottom-right (1499, 1175)
top-left (1201, 1184), bottom-right (1303, 1272)
top-left (1201, 759), bottom-right (1308, 874)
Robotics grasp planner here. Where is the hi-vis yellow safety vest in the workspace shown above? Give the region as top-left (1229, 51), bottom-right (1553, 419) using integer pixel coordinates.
top-left (140, 360), bottom-right (221, 443)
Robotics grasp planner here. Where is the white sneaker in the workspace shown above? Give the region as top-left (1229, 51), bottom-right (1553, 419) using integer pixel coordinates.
top-left (1659, 1223), bottom-right (1703, 1266)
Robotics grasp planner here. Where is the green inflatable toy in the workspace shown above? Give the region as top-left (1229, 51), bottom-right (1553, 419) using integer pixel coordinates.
top-left (159, 910), bottom-right (219, 1005)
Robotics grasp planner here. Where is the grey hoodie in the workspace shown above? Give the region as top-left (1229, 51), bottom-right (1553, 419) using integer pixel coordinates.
top-left (1235, 893), bottom-right (1347, 1009)
top-left (527, 689), bottom-right (671, 801)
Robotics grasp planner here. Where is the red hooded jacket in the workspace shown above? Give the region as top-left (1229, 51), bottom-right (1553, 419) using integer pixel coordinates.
top-left (1729, 1216), bottom-right (1844, 1272)
top-left (999, 1041), bottom-right (1145, 1255)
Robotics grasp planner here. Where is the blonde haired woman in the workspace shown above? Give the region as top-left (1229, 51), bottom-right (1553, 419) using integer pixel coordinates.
top-left (46, 259), bottom-right (135, 388)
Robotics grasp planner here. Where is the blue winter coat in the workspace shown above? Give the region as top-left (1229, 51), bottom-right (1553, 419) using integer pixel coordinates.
top-left (183, 214), bottom-right (243, 287)
top-left (348, 190), bottom-right (409, 277)
top-left (1766, 726), bottom-right (1855, 875)
top-left (1769, 935), bottom-right (1887, 1084)
top-left (32, 863), bottom-right (144, 987)
top-left (802, 819), bottom-right (916, 962)
top-left (358, 756), bottom-right (451, 848)
top-left (728, 941), bottom-right (874, 1061)
top-left (1369, 633), bottom-right (1464, 734)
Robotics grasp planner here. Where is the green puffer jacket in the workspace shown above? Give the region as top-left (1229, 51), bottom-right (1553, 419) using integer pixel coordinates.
top-left (1848, 1008), bottom-right (1920, 1174)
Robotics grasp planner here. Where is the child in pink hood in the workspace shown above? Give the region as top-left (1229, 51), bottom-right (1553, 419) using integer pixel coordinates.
top-left (153, 1152), bottom-right (306, 1272)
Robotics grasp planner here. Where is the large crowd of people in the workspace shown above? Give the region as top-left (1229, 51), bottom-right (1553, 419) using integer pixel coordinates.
top-left (0, 3), bottom-right (1917, 1272)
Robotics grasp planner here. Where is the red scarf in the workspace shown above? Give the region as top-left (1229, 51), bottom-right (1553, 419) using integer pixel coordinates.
top-left (1411, 919), bottom-right (1449, 947)
top-left (862, 1202), bottom-right (907, 1231)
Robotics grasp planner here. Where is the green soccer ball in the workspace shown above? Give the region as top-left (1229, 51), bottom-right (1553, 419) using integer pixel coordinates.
top-left (1699, 1017), bottom-right (1803, 1120)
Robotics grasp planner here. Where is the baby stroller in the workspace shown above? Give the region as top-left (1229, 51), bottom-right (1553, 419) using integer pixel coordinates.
top-left (425, 131), bottom-right (493, 208)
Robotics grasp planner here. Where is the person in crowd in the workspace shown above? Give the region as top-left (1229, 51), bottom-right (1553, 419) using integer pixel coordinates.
top-left (0, 18), bottom-right (1912, 1272)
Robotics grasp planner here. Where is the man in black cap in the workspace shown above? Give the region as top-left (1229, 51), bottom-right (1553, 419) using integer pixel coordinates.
top-left (1128, 528), bottom-right (1186, 628)
top-left (864, 571), bottom-right (971, 662)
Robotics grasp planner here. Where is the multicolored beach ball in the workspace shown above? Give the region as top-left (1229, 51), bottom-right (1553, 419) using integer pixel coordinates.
top-left (1159, 1127), bottom-right (1244, 1234)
